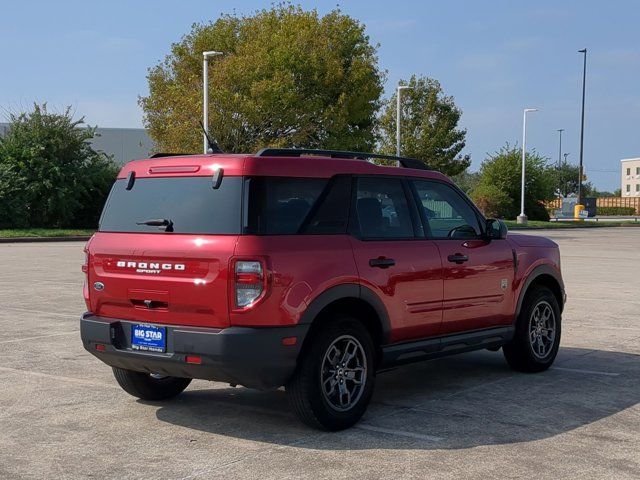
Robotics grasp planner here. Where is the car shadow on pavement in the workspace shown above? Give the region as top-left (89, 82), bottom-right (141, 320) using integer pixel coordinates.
top-left (153, 347), bottom-right (640, 450)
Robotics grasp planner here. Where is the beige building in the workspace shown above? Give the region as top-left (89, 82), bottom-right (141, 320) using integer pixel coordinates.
top-left (621, 158), bottom-right (640, 196)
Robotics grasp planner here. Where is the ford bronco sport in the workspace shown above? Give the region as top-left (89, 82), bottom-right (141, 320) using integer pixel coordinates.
top-left (81, 148), bottom-right (565, 431)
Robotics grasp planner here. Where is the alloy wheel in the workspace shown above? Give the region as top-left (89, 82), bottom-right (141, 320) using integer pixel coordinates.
top-left (320, 335), bottom-right (367, 412)
top-left (529, 300), bottom-right (556, 359)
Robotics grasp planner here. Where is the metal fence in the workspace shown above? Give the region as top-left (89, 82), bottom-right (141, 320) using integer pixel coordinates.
top-left (422, 199), bottom-right (454, 218)
top-left (546, 197), bottom-right (640, 215)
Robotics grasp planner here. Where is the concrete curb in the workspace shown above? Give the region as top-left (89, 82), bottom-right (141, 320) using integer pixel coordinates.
top-left (509, 224), bottom-right (640, 231)
top-left (0, 236), bottom-right (92, 244)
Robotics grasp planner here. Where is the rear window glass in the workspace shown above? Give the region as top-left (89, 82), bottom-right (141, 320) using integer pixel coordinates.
top-left (99, 177), bottom-right (242, 234)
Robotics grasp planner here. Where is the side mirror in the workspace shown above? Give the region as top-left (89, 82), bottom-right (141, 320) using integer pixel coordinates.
top-left (486, 218), bottom-right (508, 240)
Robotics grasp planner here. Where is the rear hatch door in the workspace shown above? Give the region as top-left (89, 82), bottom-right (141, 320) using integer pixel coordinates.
top-left (88, 174), bottom-right (242, 328)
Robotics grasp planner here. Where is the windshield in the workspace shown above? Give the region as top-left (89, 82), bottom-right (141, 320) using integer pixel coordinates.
top-left (99, 176), bottom-right (242, 234)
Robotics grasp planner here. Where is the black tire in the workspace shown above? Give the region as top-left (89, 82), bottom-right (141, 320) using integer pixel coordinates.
top-left (112, 367), bottom-right (192, 401)
top-left (286, 315), bottom-right (376, 431)
top-left (503, 286), bottom-right (561, 372)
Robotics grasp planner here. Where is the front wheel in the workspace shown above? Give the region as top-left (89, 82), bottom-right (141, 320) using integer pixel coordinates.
top-left (286, 316), bottom-right (375, 431)
top-left (503, 286), bottom-right (561, 372)
top-left (112, 368), bottom-right (192, 400)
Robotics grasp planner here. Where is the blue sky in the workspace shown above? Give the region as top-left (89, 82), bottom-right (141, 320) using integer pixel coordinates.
top-left (1, 1), bottom-right (638, 190)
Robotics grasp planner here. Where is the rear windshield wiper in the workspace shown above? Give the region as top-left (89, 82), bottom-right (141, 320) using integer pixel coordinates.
top-left (136, 218), bottom-right (174, 232)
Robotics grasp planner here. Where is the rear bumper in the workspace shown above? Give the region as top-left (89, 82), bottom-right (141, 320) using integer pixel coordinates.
top-left (80, 313), bottom-right (308, 390)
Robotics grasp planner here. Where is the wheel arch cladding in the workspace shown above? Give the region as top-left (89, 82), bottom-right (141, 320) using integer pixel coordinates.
top-left (516, 265), bottom-right (565, 318)
top-left (298, 284), bottom-right (391, 367)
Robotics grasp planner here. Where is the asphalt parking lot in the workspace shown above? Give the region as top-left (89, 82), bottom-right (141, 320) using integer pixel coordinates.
top-left (1, 229), bottom-right (639, 479)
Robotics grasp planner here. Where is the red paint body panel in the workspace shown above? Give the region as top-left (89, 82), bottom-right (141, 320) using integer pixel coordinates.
top-left (349, 238), bottom-right (443, 343)
top-left (118, 153), bottom-right (453, 180)
top-left (88, 233), bottom-right (237, 328)
top-left (230, 235), bottom-right (359, 327)
top-left (86, 153), bottom-right (563, 348)
top-left (435, 238), bottom-right (516, 334)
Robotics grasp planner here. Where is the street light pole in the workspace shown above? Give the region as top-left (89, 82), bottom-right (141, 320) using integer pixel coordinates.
top-left (557, 129), bottom-right (564, 168)
top-left (563, 153), bottom-right (570, 197)
top-left (556, 129), bottom-right (564, 199)
top-left (578, 48), bottom-right (587, 205)
top-left (517, 108), bottom-right (539, 225)
top-left (203, 51), bottom-right (223, 154)
top-left (396, 85), bottom-right (412, 157)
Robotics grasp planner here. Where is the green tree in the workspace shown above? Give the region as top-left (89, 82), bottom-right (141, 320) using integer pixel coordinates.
top-left (140, 4), bottom-right (384, 153)
top-left (472, 144), bottom-right (555, 221)
top-left (378, 75), bottom-right (470, 176)
top-left (0, 104), bottom-right (118, 229)
top-left (452, 170), bottom-right (480, 194)
top-left (548, 163), bottom-right (603, 197)
top-left (470, 183), bottom-right (511, 218)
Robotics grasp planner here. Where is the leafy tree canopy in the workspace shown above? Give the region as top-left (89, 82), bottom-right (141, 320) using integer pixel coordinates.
top-left (140, 4), bottom-right (384, 153)
top-left (472, 144), bottom-right (555, 220)
top-left (0, 104), bottom-right (117, 228)
top-left (378, 75), bottom-right (470, 176)
top-left (547, 162), bottom-right (596, 198)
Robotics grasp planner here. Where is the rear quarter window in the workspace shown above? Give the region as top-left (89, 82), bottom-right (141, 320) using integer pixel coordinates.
top-left (244, 176), bottom-right (351, 235)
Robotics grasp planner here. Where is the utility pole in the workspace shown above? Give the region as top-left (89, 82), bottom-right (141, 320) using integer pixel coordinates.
top-left (578, 48), bottom-right (587, 204)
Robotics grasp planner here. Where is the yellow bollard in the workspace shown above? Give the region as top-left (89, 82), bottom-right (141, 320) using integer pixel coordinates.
top-left (574, 204), bottom-right (585, 221)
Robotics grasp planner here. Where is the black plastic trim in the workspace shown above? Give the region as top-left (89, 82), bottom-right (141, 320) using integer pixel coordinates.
top-left (80, 313), bottom-right (309, 390)
top-left (255, 148), bottom-right (431, 171)
top-left (515, 264), bottom-right (566, 317)
top-left (380, 326), bottom-right (515, 369)
top-left (298, 283), bottom-right (392, 344)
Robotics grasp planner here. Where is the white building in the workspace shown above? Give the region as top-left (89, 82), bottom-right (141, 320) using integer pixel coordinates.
top-left (621, 158), bottom-right (640, 196)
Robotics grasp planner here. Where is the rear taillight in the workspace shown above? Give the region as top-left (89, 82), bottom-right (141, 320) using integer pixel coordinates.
top-left (82, 250), bottom-right (89, 275)
top-left (82, 245), bottom-right (91, 309)
top-left (234, 260), bottom-right (265, 309)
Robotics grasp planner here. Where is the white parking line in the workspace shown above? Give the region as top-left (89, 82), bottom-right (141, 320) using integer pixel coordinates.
top-left (356, 424), bottom-right (443, 442)
top-left (0, 331), bottom-right (77, 344)
top-left (2, 306), bottom-right (76, 318)
top-left (0, 366), bottom-right (120, 389)
top-left (552, 367), bottom-right (620, 377)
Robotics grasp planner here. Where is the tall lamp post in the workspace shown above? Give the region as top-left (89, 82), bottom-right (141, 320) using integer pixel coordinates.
top-left (557, 128), bottom-right (564, 199)
top-left (517, 108), bottom-right (539, 225)
top-left (396, 84), bottom-right (413, 157)
top-left (563, 153), bottom-right (570, 197)
top-left (557, 129), bottom-right (564, 168)
top-left (577, 48), bottom-right (587, 205)
top-left (203, 51), bottom-right (223, 154)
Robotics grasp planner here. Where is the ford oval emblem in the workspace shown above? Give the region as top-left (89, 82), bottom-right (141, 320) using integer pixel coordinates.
top-left (93, 282), bottom-right (105, 291)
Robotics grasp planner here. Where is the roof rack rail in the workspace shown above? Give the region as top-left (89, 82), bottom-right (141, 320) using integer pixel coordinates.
top-left (150, 152), bottom-right (195, 158)
top-left (254, 148), bottom-right (431, 171)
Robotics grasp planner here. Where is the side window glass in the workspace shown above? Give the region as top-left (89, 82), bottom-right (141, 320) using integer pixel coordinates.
top-left (412, 180), bottom-right (481, 239)
top-left (355, 177), bottom-right (414, 239)
top-left (302, 176), bottom-right (351, 234)
top-left (246, 177), bottom-right (327, 234)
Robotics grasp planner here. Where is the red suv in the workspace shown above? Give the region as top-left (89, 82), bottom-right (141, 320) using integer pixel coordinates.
top-left (81, 148), bottom-right (565, 430)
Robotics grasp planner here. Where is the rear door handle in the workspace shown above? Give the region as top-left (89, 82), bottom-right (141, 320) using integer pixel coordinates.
top-left (369, 257), bottom-right (395, 268)
top-left (447, 253), bottom-right (469, 264)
